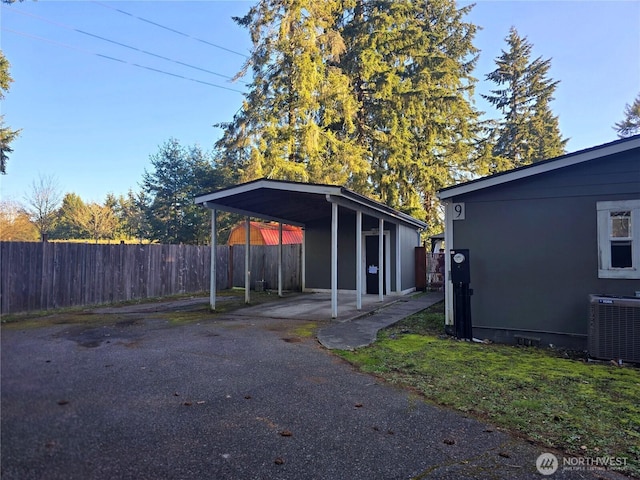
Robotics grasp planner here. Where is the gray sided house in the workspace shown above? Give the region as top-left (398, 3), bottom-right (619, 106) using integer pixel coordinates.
top-left (194, 179), bottom-right (427, 318)
top-left (437, 135), bottom-right (640, 350)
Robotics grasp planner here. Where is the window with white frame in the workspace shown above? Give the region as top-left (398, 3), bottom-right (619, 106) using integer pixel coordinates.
top-left (597, 199), bottom-right (640, 279)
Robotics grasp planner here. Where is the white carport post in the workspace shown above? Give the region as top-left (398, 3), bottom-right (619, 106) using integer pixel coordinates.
top-left (378, 218), bottom-right (384, 302)
top-left (245, 216), bottom-right (251, 304)
top-left (356, 210), bottom-right (362, 310)
top-left (209, 209), bottom-right (217, 310)
top-left (395, 223), bottom-right (401, 294)
top-left (301, 229), bottom-right (306, 291)
top-left (444, 201), bottom-right (454, 327)
top-left (278, 222), bottom-right (283, 297)
top-left (331, 202), bottom-right (338, 319)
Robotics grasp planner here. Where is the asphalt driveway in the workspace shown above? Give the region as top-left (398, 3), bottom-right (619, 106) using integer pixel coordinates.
top-left (1, 301), bottom-right (630, 479)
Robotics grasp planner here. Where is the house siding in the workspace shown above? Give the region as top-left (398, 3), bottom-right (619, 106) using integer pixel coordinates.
top-left (304, 211), bottom-right (363, 291)
top-left (304, 209), bottom-right (415, 292)
top-left (450, 149), bottom-right (640, 349)
top-left (399, 224), bottom-right (419, 291)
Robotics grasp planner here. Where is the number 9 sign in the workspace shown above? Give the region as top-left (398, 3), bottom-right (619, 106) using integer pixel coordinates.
top-left (452, 203), bottom-right (465, 220)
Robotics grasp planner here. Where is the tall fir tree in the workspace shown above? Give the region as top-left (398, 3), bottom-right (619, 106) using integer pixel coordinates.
top-left (216, 0), bottom-right (482, 234)
top-left (216, 0), bottom-right (370, 189)
top-left (338, 0), bottom-right (481, 228)
top-left (614, 93), bottom-right (640, 138)
top-left (483, 27), bottom-right (566, 171)
top-left (141, 139), bottom-right (223, 244)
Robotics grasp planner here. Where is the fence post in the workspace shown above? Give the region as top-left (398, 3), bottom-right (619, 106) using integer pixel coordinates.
top-left (228, 245), bottom-right (233, 289)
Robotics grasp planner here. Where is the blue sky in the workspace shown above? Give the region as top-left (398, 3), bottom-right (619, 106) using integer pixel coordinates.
top-left (1, 1), bottom-right (638, 204)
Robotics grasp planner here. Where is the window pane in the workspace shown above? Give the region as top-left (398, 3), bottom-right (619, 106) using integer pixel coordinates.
top-left (610, 211), bottom-right (631, 238)
top-left (611, 241), bottom-right (632, 268)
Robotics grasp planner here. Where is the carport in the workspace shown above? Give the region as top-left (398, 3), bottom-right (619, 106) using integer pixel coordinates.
top-left (194, 179), bottom-right (427, 319)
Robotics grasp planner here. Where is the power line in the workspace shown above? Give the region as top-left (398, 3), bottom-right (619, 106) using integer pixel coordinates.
top-left (92, 1), bottom-right (250, 60)
top-left (2, 6), bottom-right (248, 85)
top-left (3, 28), bottom-right (246, 94)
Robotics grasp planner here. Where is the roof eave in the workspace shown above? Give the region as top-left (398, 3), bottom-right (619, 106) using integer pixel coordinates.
top-left (194, 178), bottom-right (342, 205)
top-left (195, 179), bottom-right (427, 230)
top-left (437, 135), bottom-right (640, 200)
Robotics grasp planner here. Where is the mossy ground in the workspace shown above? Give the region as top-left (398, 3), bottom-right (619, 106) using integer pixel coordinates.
top-left (338, 302), bottom-right (640, 477)
top-left (1, 290), bottom-right (291, 328)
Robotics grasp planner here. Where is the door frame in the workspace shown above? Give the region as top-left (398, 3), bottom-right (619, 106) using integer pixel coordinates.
top-left (362, 230), bottom-right (391, 295)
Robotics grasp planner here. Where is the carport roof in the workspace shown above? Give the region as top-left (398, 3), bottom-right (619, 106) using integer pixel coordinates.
top-left (194, 178), bottom-right (427, 229)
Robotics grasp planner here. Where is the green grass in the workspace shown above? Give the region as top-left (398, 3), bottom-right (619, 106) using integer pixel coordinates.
top-left (337, 302), bottom-right (640, 477)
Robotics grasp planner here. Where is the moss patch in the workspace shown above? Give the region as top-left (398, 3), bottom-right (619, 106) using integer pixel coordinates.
top-left (289, 321), bottom-right (319, 339)
top-left (1, 290), bottom-right (295, 329)
top-left (338, 302), bottom-right (640, 477)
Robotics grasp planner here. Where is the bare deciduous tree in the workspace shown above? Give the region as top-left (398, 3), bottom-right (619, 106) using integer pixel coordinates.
top-left (24, 174), bottom-right (61, 240)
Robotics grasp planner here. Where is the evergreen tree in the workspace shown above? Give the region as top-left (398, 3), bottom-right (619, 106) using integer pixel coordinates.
top-left (52, 193), bottom-right (88, 239)
top-left (0, 51), bottom-right (21, 174)
top-left (216, 0), bottom-right (482, 234)
top-left (216, 0), bottom-right (370, 189)
top-left (614, 93), bottom-right (640, 138)
top-left (188, 144), bottom-right (226, 244)
top-left (338, 0), bottom-right (481, 227)
top-left (141, 139), bottom-right (222, 244)
top-left (113, 190), bottom-right (147, 242)
top-left (483, 27), bottom-right (566, 170)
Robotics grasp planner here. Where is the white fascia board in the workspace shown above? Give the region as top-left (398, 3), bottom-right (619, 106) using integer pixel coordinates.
top-left (437, 136), bottom-right (640, 200)
top-left (195, 179), bottom-right (342, 205)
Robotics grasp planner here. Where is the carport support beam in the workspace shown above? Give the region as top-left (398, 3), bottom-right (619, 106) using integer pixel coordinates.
top-left (210, 209), bottom-right (217, 310)
top-left (356, 210), bottom-right (362, 310)
top-left (245, 216), bottom-right (250, 304)
top-left (278, 222), bottom-right (283, 297)
top-left (301, 229), bottom-right (306, 291)
top-left (331, 202), bottom-right (338, 319)
top-left (379, 218), bottom-right (384, 302)
top-left (396, 223), bottom-right (401, 294)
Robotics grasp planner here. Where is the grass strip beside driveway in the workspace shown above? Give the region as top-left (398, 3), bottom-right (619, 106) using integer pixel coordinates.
top-left (337, 302), bottom-right (640, 478)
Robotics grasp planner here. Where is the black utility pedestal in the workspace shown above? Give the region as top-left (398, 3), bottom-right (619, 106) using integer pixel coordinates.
top-left (450, 249), bottom-right (473, 340)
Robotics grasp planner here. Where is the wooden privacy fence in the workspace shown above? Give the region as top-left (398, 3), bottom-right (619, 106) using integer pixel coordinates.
top-left (415, 246), bottom-right (445, 292)
top-left (0, 242), bottom-right (302, 314)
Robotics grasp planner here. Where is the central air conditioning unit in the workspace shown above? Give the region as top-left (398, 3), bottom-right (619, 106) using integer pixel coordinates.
top-left (588, 294), bottom-right (640, 363)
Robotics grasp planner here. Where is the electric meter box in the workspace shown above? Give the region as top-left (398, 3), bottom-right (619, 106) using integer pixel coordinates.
top-left (450, 249), bottom-right (470, 284)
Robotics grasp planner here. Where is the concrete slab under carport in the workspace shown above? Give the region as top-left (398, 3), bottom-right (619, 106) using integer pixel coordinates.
top-left (230, 290), bottom-right (445, 351)
top-left (230, 291), bottom-right (402, 322)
